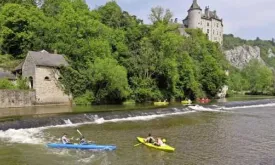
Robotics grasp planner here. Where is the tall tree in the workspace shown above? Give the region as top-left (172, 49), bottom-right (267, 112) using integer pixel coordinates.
top-left (149, 6), bottom-right (173, 24)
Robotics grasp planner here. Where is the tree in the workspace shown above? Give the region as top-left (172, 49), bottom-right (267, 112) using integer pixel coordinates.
top-left (86, 57), bottom-right (130, 103)
top-left (0, 0), bottom-right (37, 7)
top-left (243, 60), bottom-right (273, 94)
top-left (0, 4), bottom-right (49, 57)
top-left (149, 6), bottom-right (173, 24)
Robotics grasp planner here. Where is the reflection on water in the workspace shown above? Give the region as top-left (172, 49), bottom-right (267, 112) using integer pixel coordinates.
top-left (0, 106), bottom-right (73, 118)
top-left (0, 95), bottom-right (274, 118)
top-left (0, 103), bottom-right (183, 118)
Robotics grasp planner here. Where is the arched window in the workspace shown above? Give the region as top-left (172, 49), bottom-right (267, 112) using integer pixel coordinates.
top-left (29, 76), bottom-right (33, 89)
top-left (44, 76), bottom-right (50, 81)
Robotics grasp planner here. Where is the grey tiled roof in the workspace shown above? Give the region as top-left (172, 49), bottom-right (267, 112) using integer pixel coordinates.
top-left (29, 51), bottom-right (68, 67)
top-left (14, 50), bottom-right (68, 70)
top-left (14, 61), bottom-right (23, 71)
top-left (188, 0), bottom-right (201, 11)
top-left (0, 71), bottom-right (16, 80)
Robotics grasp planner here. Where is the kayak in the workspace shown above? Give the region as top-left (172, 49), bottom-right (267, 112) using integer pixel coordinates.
top-left (47, 143), bottom-right (116, 151)
top-left (136, 137), bottom-right (175, 152)
top-left (153, 101), bottom-right (169, 106)
top-left (181, 100), bottom-right (192, 104)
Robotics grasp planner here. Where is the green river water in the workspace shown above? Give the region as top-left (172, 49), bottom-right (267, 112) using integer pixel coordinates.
top-left (0, 96), bottom-right (275, 165)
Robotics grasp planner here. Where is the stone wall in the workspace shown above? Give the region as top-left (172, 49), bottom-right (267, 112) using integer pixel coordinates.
top-left (35, 66), bottom-right (70, 104)
top-left (22, 53), bottom-right (36, 89)
top-left (0, 90), bottom-right (35, 108)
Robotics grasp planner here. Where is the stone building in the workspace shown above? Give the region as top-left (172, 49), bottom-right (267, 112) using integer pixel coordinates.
top-left (181, 0), bottom-right (223, 44)
top-left (13, 50), bottom-right (71, 104)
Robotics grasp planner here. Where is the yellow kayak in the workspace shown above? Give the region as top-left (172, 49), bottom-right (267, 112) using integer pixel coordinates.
top-left (181, 100), bottom-right (192, 104)
top-left (153, 101), bottom-right (169, 106)
top-left (136, 137), bottom-right (175, 152)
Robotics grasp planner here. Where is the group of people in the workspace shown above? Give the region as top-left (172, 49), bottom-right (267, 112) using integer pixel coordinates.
top-left (61, 132), bottom-right (165, 146)
top-left (61, 133), bottom-right (88, 144)
top-left (145, 133), bottom-right (166, 146)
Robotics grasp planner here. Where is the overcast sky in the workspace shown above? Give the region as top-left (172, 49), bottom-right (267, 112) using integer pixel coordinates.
top-left (87, 0), bottom-right (275, 40)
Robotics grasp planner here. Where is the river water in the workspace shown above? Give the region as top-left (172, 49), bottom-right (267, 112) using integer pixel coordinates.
top-left (1, 98), bottom-right (275, 165)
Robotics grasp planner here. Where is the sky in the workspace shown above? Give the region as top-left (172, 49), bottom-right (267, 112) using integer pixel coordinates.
top-left (87, 0), bottom-right (275, 40)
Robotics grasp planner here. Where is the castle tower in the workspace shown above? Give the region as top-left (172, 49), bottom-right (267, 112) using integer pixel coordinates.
top-left (188, 0), bottom-right (202, 29)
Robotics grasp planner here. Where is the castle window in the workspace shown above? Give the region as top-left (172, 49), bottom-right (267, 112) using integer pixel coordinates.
top-left (207, 22), bottom-right (209, 26)
top-left (207, 29), bottom-right (209, 34)
top-left (44, 76), bottom-right (50, 81)
top-left (58, 77), bottom-right (62, 80)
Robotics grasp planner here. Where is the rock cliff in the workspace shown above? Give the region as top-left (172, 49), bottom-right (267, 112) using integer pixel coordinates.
top-left (224, 45), bottom-right (265, 69)
top-left (268, 48), bottom-right (275, 58)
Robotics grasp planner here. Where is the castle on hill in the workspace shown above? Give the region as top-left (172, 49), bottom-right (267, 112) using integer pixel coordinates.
top-left (179, 0), bottom-right (224, 44)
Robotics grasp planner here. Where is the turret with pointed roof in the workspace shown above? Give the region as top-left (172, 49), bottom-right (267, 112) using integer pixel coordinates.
top-left (188, 0), bottom-right (201, 11)
top-left (182, 0), bottom-right (224, 44)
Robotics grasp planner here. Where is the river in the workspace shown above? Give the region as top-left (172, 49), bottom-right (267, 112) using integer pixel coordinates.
top-left (1, 97), bottom-right (275, 165)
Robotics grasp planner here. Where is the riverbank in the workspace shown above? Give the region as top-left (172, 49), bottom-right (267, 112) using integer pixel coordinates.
top-left (0, 95), bottom-right (274, 120)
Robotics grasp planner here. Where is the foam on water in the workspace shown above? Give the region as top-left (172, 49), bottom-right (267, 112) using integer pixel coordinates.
top-left (0, 110), bottom-right (195, 144)
top-left (189, 105), bottom-right (224, 112)
top-left (77, 155), bottom-right (95, 163)
top-left (2, 102), bottom-right (274, 145)
top-left (0, 127), bottom-right (44, 144)
top-left (223, 103), bottom-right (275, 110)
top-left (94, 111), bottom-right (195, 124)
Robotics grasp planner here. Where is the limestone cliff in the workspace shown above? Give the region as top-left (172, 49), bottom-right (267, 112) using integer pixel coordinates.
top-left (268, 48), bottom-right (275, 58)
top-left (224, 45), bottom-right (265, 69)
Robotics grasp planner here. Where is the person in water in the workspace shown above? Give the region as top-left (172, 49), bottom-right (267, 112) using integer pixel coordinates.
top-left (154, 137), bottom-right (165, 146)
top-left (61, 133), bottom-right (71, 144)
top-left (145, 133), bottom-right (155, 143)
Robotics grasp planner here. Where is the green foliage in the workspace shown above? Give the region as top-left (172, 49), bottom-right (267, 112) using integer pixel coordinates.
top-left (0, 79), bottom-right (16, 89)
top-left (149, 6), bottom-right (173, 24)
top-left (74, 91), bottom-right (94, 105)
top-left (0, 1), bottom-right (240, 103)
top-left (243, 60), bottom-right (274, 94)
top-left (0, 3), bottom-right (49, 58)
top-left (86, 57), bottom-right (130, 103)
top-left (16, 77), bottom-right (29, 90)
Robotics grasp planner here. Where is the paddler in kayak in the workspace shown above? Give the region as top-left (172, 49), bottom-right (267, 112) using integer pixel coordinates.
top-left (154, 137), bottom-right (165, 146)
top-left (61, 133), bottom-right (72, 144)
top-left (145, 133), bottom-right (155, 143)
top-left (79, 136), bottom-right (87, 144)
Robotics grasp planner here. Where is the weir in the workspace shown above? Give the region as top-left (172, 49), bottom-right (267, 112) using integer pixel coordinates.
top-left (0, 99), bottom-right (274, 131)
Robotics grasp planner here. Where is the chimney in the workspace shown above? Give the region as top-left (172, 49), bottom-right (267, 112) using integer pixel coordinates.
top-left (205, 6), bottom-right (209, 17)
top-left (213, 10), bottom-right (217, 17)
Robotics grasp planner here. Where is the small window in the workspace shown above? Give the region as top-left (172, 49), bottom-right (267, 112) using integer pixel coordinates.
top-left (213, 30), bottom-right (215, 34)
top-left (207, 29), bottom-right (209, 34)
top-left (44, 76), bottom-right (50, 81)
top-left (207, 22), bottom-right (209, 26)
top-left (58, 77), bottom-right (62, 80)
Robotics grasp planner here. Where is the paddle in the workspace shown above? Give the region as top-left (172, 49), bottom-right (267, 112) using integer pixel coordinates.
top-left (76, 129), bottom-right (95, 143)
top-left (134, 143), bottom-right (142, 147)
top-left (76, 129), bottom-right (83, 137)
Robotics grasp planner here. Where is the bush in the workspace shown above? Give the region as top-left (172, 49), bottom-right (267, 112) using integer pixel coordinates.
top-left (73, 91), bottom-right (94, 105)
top-left (0, 79), bottom-right (16, 89)
top-left (16, 77), bottom-right (29, 90)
